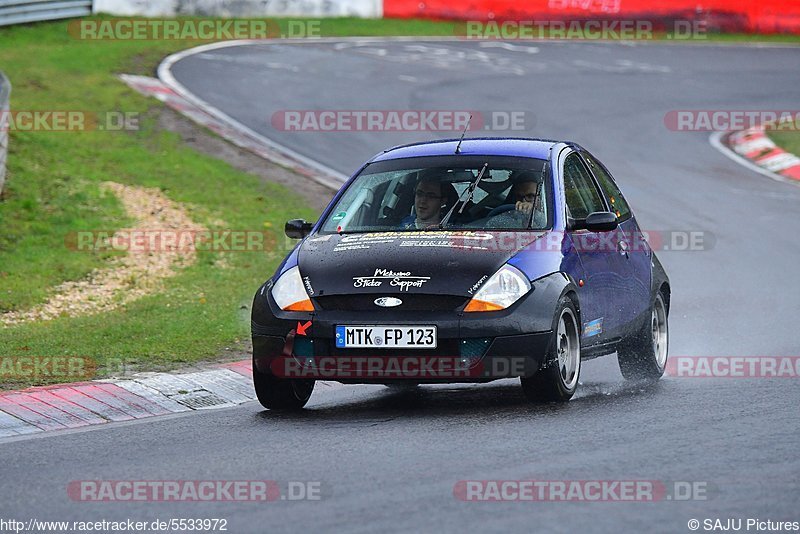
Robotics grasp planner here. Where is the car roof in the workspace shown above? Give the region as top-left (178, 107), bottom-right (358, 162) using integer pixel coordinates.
top-left (370, 137), bottom-right (566, 162)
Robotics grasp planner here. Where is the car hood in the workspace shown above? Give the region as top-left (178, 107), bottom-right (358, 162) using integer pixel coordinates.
top-left (297, 230), bottom-right (547, 297)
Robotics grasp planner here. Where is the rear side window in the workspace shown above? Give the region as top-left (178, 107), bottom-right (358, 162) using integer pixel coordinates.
top-left (563, 153), bottom-right (605, 220)
top-left (583, 154), bottom-right (631, 221)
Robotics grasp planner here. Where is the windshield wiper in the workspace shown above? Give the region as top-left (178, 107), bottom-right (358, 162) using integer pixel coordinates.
top-left (525, 161), bottom-right (547, 229)
top-left (524, 181), bottom-right (543, 229)
top-left (439, 163), bottom-right (489, 229)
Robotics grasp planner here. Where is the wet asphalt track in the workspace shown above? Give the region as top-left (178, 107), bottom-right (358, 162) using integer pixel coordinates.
top-left (2, 40), bottom-right (799, 533)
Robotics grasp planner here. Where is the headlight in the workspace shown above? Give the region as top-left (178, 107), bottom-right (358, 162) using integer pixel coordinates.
top-left (271, 265), bottom-right (314, 311)
top-left (464, 264), bottom-right (531, 312)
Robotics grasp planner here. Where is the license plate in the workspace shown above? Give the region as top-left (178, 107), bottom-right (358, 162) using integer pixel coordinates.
top-left (335, 326), bottom-right (437, 349)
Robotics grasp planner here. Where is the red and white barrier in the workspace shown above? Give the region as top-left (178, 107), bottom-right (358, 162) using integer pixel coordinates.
top-left (384, 0), bottom-right (800, 34)
top-left (727, 128), bottom-right (800, 181)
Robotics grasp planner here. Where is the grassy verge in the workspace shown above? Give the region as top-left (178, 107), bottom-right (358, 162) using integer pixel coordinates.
top-left (681, 32), bottom-right (800, 44)
top-left (0, 18), bottom-right (322, 388)
top-left (0, 16), bottom-right (798, 388)
top-left (766, 121), bottom-right (800, 156)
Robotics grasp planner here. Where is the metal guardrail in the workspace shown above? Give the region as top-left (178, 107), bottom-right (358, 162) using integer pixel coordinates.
top-left (0, 0), bottom-right (92, 27)
top-left (0, 71), bottom-right (9, 195)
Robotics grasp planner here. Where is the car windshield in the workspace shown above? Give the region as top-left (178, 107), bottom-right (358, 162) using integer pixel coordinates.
top-left (320, 155), bottom-right (550, 233)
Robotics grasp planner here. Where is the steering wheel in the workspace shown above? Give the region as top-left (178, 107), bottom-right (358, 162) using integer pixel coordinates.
top-left (486, 204), bottom-right (517, 218)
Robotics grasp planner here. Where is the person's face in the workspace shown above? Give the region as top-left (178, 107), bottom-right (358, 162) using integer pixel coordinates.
top-left (414, 181), bottom-right (442, 221)
top-left (512, 181), bottom-right (539, 203)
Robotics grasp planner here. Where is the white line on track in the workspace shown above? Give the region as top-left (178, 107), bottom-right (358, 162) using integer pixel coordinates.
top-left (158, 40), bottom-right (349, 189)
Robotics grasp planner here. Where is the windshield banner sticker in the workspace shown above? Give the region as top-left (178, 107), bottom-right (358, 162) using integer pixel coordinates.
top-left (331, 231), bottom-right (494, 252)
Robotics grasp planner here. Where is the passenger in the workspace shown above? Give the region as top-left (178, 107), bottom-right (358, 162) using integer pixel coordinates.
top-left (510, 171), bottom-right (542, 215)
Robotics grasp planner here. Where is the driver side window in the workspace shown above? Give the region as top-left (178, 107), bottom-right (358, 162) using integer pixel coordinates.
top-left (563, 153), bottom-right (605, 220)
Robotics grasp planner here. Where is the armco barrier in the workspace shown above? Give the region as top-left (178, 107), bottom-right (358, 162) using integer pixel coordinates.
top-left (384, 0), bottom-right (800, 34)
top-left (0, 71), bottom-right (9, 196)
top-left (0, 0), bottom-right (91, 26)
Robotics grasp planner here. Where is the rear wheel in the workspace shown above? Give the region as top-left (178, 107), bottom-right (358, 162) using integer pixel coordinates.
top-left (253, 364), bottom-right (315, 410)
top-left (617, 291), bottom-right (668, 380)
top-left (385, 383), bottom-right (419, 391)
top-left (520, 297), bottom-right (581, 402)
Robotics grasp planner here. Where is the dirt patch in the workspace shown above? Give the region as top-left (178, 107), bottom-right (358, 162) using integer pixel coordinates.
top-left (0, 181), bottom-right (207, 325)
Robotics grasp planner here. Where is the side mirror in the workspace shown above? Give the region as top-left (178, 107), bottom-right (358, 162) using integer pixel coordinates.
top-left (285, 219), bottom-right (314, 239)
top-left (584, 211), bottom-right (618, 232)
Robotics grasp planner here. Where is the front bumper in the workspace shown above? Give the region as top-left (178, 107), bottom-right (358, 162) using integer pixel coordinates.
top-left (252, 285), bottom-right (556, 383)
top-left (253, 330), bottom-right (552, 383)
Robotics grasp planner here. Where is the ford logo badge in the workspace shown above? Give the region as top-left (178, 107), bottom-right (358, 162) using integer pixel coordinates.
top-left (374, 297), bottom-right (402, 308)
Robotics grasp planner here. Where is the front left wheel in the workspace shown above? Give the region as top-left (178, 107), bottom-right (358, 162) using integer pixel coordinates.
top-left (520, 296), bottom-right (581, 402)
top-left (253, 364), bottom-right (315, 410)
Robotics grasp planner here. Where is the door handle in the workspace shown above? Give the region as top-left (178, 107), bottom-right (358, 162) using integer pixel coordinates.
top-left (618, 240), bottom-right (629, 258)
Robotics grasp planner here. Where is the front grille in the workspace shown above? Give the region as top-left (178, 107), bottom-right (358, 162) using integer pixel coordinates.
top-left (314, 294), bottom-right (469, 312)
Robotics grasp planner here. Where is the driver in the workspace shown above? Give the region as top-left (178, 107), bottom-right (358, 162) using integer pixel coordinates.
top-left (399, 174), bottom-right (445, 229)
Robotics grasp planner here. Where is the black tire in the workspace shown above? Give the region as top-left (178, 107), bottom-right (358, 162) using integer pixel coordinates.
top-left (385, 383), bottom-right (419, 391)
top-left (253, 364), bottom-right (315, 410)
top-left (520, 296), bottom-right (581, 402)
top-left (617, 291), bottom-right (669, 381)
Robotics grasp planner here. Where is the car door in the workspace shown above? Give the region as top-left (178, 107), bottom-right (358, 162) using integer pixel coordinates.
top-left (560, 151), bottom-right (616, 345)
top-left (582, 151), bottom-right (652, 335)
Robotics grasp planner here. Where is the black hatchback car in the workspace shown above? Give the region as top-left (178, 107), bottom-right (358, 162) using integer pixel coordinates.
top-left (251, 138), bottom-right (670, 409)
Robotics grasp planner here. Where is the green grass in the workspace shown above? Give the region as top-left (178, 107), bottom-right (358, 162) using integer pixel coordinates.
top-left (0, 18), bottom-right (322, 387)
top-left (767, 119), bottom-right (800, 155)
top-left (0, 16), bottom-right (798, 388)
top-left (677, 32), bottom-right (800, 44)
